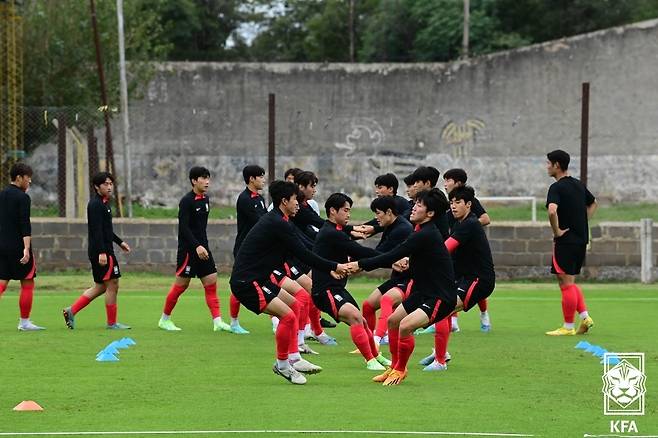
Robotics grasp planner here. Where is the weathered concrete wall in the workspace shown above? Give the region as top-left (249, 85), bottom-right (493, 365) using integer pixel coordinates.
top-left (30, 219), bottom-right (658, 281)
top-left (27, 20), bottom-right (658, 206)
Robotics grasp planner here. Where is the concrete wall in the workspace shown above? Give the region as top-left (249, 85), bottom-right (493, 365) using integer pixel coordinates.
top-left (30, 219), bottom-right (658, 281)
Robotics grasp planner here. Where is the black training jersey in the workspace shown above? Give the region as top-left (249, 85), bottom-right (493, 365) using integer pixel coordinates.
top-left (402, 199), bottom-right (449, 239)
top-left (546, 176), bottom-right (595, 245)
top-left (234, 188), bottom-right (267, 256)
top-left (230, 208), bottom-right (338, 286)
top-left (178, 191), bottom-right (210, 251)
top-left (450, 214), bottom-right (495, 283)
top-left (0, 185), bottom-right (31, 255)
top-left (365, 195), bottom-right (412, 235)
top-left (377, 215), bottom-right (413, 280)
top-left (87, 194), bottom-right (123, 258)
top-left (359, 221), bottom-right (456, 301)
top-left (312, 221), bottom-right (380, 293)
top-left (447, 197), bottom-right (486, 231)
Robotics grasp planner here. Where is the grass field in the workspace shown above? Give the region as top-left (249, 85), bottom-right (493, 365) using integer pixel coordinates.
top-left (0, 273), bottom-right (657, 438)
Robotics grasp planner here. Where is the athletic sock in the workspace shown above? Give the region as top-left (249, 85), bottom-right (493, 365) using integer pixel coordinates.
top-left (71, 295), bottom-right (92, 315)
top-left (203, 283), bottom-right (221, 319)
top-left (376, 295), bottom-right (394, 338)
top-left (451, 314), bottom-right (459, 329)
top-left (0, 283), bottom-right (7, 297)
top-left (294, 288), bottom-right (310, 332)
top-left (373, 335), bottom-right (382, 345)
top-left (362, 300), bottom-right (376, 331)
top-left (572, 284), bottom-right (588, 316)
top-left (19, 283), bottom-right (34, 319)
top-left (275, 310), bottom-right (296, 361)
top-left (276, 359), bottom-right (290, 369)
top-left (560, 284), bottom-right (577, 324)
top-left (229, 293), bottom-right (240, 319)
top-left (163, 284), bottom-right (187, 316)
top-left (350, 323), bottom-right (375, 361)
top-left (434, 318), bottom-right (451, 364)
top-left (309, 302), bottom-right (323, 336)
top-left (388, 327), bottom-right (400, 370)
top-left (288, 299), bottom-right (302, 355)
top-left (480, 310), bottom-right (490, 326)
top-left (364, 324), bottom-right (379, 355)
top-left (106, 303), bottom-right (117, 326)
top-left (395, 334), bottom-right (415, 372)
top-left (160, 314), bottom-right (170, 321)
top-left (19, 317), bottom-right (30, 325)
top-left (478, 299), bottom-right (488, 312)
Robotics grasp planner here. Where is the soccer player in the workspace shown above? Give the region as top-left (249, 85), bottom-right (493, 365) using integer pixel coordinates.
top-left (361, 196), bottom-right (413, 346)
top-left (158, 167), bottom-right (232, 332)
top-left (229, 180), bottom-right (349, 384)
top-left (63, 172), bottom-right (131, 329)
top-left (0, 163), bottom-right (44, 331)
top-left (311, 193), bottom-right (391, 371)
top-left (443, 168), bottom-right (492, 332)
top-left (544, 149), bottom-right (597, 336)
top-left (419, 186), bottom-right (496, 371)
top-left (410, 166), bottom-right (449, 239)
top-left (348, 188), bottom-right (457, 385)
top-left (229, 164), bottom-right (268, 334)
top-left (362, 173), bottom-right (412, 236)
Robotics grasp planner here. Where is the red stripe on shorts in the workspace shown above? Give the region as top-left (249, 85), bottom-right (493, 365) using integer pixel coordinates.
top-left (176, 252), bottom-right (190, 277)
top-left (25, 254), bottom-right (37, 280)
top-left (103, 255), bottom-right (115, 281)
top-left (430, 299), bottom-right (443, 322)
top-left (253, 281), bottom-right (267, 312)
top-left (552, 243), bottom-right (566, 274)
top-left (463, 278), bottom-right (480, 310)
top-left (326, 290), bottom-right (338, 319)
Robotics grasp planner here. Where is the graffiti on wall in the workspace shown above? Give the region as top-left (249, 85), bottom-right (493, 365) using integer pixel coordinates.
top-left (334, 118), bottom-right (385, 155)
top-left (441, 119), bottom-right (486, 157)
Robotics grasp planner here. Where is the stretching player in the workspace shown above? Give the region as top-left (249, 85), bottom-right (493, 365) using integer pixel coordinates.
top-left (544, 150), bottom-right (596, 336)
top-left (158, 167), bottom-right (232, 332)
top-left (63, 172), bottom-right (131, 330)
top-left (230, 180), bottom-right (349, 384)
top-left (0, 163), bottom-right (44, 331)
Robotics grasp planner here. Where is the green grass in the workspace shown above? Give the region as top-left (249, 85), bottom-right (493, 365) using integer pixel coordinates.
top-left (0, 274), bottom-right (657, 437)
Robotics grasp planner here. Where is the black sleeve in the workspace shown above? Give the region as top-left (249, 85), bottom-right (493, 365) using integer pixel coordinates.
top-left (88, 202), bottom-right (106, 254)
top-left (334, 232), bottom-right (380, 260)
top-left (18, 195), bottom-right (31, 237)
top-left (585, 187), bottom-right (595, 206)
top-left (364, 218), bottom-right (384, 235)
top-left (451, 220), bottom-right (475, 245)
top-left (113, 233), bottom-right (123, 246)
top-left (295, 207), bottom-right (325, 230)
top-left (237, 195), bottom-right (264, 229)
top-left (278, 221), bottom-right (338, 272)
top-left (377, 226), bottom-right (408, 253)
top-left (546, 184), bottom-right (560, 208)
top-left (472, 198), bottom-right (486, 217)
top-left (359, 234), bottom-right (421, 271)
top-left (178, 197), bottom-right (201, 248)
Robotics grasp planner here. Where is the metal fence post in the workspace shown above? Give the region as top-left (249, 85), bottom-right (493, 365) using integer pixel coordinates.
top-left (641, 218), bottom-right (654, 283)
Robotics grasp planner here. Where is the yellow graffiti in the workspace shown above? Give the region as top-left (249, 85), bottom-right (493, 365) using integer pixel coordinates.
top-left (441, 119), bottom-right (485, 145)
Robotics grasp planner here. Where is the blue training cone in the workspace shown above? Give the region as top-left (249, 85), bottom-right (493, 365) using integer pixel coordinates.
top-left (112, 340), bottom-right (130, 350)
top-left (103, 345), bottom-right (121, 355)
top-left (575, 341), bottom-right (591, 350)
top-left (585, 344), bottom-right (599, 353)
top-left (601, 354), bottom-right (620, 365)
top-left (592, 347), bottom-right (606, 358)
top-left (121, 337), bottom-right (136, 346)
top-left (96, 351), bottom-right (119, 362)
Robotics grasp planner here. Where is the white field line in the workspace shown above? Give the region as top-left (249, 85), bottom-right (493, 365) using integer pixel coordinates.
top-left (0, 430), bottom-right (535, 437)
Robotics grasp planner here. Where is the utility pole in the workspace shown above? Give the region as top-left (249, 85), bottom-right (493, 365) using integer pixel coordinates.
top-left (116, 0), bottom-right (133, 217)
top-left (462, 0), bottom-right (470, 59)
top-left (349, 0), bottom-right (355, 62)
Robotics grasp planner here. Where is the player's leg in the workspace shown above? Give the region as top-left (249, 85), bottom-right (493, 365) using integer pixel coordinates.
top-left (104, 278), bottom-right (129, 329)
top-left (279, 277), bottom-right (317, 354)
top-left (17, 278), bottom-right (44, 330)
top-left (574, 283), bottom-right (594, 334)
top-left (423, 317), bottom-right (450, 371)
top-left (159, 275), bottom-right (190, 331)
top-left (263, 295), bottom-right (307, 385)
top-left (0, 279), bottom-right (7, 298)
top-left (362, 288), bottom-right (382, 331)
top-left (373, 303), bottom-right (410, 383)
top-left (478, 299), bottom-right (491, 332)
top-left (296, 272), bottom-right (337, 345)
top-left (63, 282), bottom-right (106, 329)
top-left (375, 287), bottom-right (403, 345)
top-left (200, 273), bottom-right (232, 332)
top-left (337, 302), bottom-right (387, 370)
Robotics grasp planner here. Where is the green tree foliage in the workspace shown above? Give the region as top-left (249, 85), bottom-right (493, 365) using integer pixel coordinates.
top-left (359, 0), bottom-right (418, 62)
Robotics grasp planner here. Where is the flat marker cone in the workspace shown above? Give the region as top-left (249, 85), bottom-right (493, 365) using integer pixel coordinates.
top-left (96, 351), bottom-right (119, 362)
top-left (112, 340), bottom-right (130, 350)
top-left (121, 337), bottom-right (136, 346)
top-left (13, 401), bottom-right (43, 411)
top-left (575, 341), bottom-right (590, 350)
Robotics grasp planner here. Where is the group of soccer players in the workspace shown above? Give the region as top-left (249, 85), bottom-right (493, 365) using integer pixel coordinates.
top-left (0, 147), bottom-right (596, 385)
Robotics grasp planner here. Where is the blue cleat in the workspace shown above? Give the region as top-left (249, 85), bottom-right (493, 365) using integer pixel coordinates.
top-left (481, 324), bottom-right (491, 332)
top-left (107, 322), bottom-right (131, 330)
top-left (230, 323), bottom-right (250, 335)
top-left (423, 360), bottom-right (448, 371)
top-left (62, 307), bottom-right (75, 329)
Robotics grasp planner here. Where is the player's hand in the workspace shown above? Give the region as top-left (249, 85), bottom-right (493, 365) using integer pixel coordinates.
top-left (350, 230), bottom-right (367, 240)
top-left (19, 248), bottom-right (30, 265)
top-left (196, 245), bottom-right (209, 260)
top-left (392, 257), bottom-right (409, 272)
top-left (99, 253), bottom-right (108, 266)
top-left (345, 261), bottom-right (361, 274)
top-left (120, 242), bottom-right (131, 253)
top-left (360, 225), bottom-right (375, 236)
top-left (554, 228), bottom-right (569, 238)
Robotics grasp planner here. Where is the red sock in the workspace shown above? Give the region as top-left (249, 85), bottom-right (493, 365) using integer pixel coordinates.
top-left (288, 299), bottom-right (302, 354)
top-left (229, 293), bottom-right (240, 319)
top-left (163, 284), bottom-right (187, 316)
top-left (376, 295), bottom-right (394, 338)
top-left (478, 299), bottom-right (488, 312)
top-left (294, 289), bottom-right (310, 331)
top-left (350, 323), bottom-right (375, 361)
top-left (388, 327), bottom-right (400, 369)
top-left (560, 285), bottom-right (577, 324)
top-left (106, 303), bottom-right (117, 326)
top-left (0, 283), bottom-right (7, 297)
top-left (572, 284), bottom-right (587, 314)
top-left (362, 300), bottom-right (376, 331)
top-left (203, 283), bottom-right (221, 319)
top-left (434, 318), bottom-right (451, 364)
top-left (19, 283), bottom-right (34, 319)
top-left (396, 334), bottom-right (415, 372)
top-left (71, 295), bottom-right (92, 315)
top-left (309, 302), bottom-right (323, 336)
top-left (275, 310), bottom-right (296, 360)
top-left (364, 323), bottom-right (379, 356)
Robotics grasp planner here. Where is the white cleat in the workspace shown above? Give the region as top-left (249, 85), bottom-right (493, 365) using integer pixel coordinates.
top-left (273, 364), bottom-right (307, 384)
top-left (290, 358), bottom-right (323, 374)
top-left (298, 343), bottom-right (320, 355)
top-left (18, 321), bottom-right (45, 331)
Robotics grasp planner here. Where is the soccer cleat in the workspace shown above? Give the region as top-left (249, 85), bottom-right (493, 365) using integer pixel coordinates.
top-left (158, 318), bottom-right (182, 331)
top-left (414, 325), bottom-right (435, 335)
top-left (419, 349), bottom-right (452, 366)
top-left (451, 324), bottom-right (460, 333)
top-left (445, 351), bottom-right (452, 362)
top-left (382, 369), bottom-right (407, 386)
top-left (291, 358), bottom-right (323, 374)
top-left (17, 321), bottom-right (45, 331)
top-left (375, 353), bottom-right (392, 367)
top-left (480, 324), bottom-right (492, 332)
top-left (423, 360), bottom-right (448, 371)
top-left (315, 332), bottom-right (338, 345)
top-left (349, 349), bottom-right (360, 354)
top-left (62, 307), bottom-right (75, 330)
top-left (273, 364), bottom-right (307, 385)
top-left (320, 317), bottom-right (337, 328)
top-left (372, 367), bottom-right (392, 382)
top-left (230, 323), bottom-right (250, 334)
top-left (107, 322), bottom-right (131, 330)
top-left (213, 320), bottom-right (232, 332)
top-left (366, 358), bottom-right (386, 371)
top-left (380, 334), bottom-right (389, 345)
top-left (545, 326), bottom-right (576, 336)
top-left (577, 317), bottom-right (594, 335)
top-left (298, 343), bottom-right (319, 355)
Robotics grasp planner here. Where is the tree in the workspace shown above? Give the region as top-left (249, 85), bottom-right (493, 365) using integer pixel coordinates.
top-left (359, 0), bottom-right (418, 62)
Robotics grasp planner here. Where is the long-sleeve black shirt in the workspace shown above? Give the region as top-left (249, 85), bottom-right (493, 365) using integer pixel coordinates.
top-left (402, 199), bottom-right (450, 239)
top-left (230, 208), bottom-right (338, 287)
top-left (312, 220), bottom-right (380, 293)
top-left (0, 184), bottom-right (31, 256)
top-left (376, 215), bottom-right (413, 280)
top-left (450, 214), bottom-right (495, 285)
top-left (87, 194), bottom-right (123, 258)
top-left (292, 201), bottom-right (355, 240)
top-left (178, 191), bottom-right (210, 252)
top-left (365, 195), bottom-right (413, 234)
top-left (234, 188), bottom-right (267, 256)
top-left (358, 221), bottom-right (456, 302)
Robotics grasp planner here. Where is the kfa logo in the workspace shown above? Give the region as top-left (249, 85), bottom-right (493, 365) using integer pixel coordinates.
top-left (185, 266), bottom-right (191, 274)
top-left (113, 266), bottom-right (119, 275)
top-left (602, 352), bottom-right (646, 416)
top-left (333, 294), bottom-right (343, 302)
top-left (262, 286), bottom-right (272, 295)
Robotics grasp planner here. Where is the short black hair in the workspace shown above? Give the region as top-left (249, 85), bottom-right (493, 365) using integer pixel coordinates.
top-left (242, 164), bottom-right (265, 184)
top-left (403, 173), bottom-right (415, 186)
top-left (416, 188), bottom-right (449, 215)
top-left (374, 173), bottom-right (399, 194)
top-left (269, 180), bottom-right (298, 207)
top-left (92, 171), bottom-right (114, 189)
top-left (413, 166), bottom-right (441, 187)
top-left (443, 168), bottom-right (468, 184)
top-left (295, 170), bottom-right (318, 187)
top-left (449, 185), bottom-right (475, 204)
top-left (10, 162), bottom-right (33, 180)
top-left (325, 193), bottom-right (353, 217)
top-left (189, 166), bottom-right (210, 184)
top-left (547, 149), bottom-right (570, 171)
top-left (284, 168), bottom-right (302, 180)
top-left (370, 195), bottom-right (398, 215)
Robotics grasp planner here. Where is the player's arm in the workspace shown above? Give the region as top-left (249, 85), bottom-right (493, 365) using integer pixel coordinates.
top-left (377, 225), bottom-right (410, 253)
top-left (18, 195), bottom-right (32, 263)
top-left (178, 197), bottom-right (202, 249)
top-left (87, 201), bottom-right (106, 256)
top-left (238, 195), bottom-right (264, 228)
top-left (478, 213), bottom-right (491, 226)
top-left (472, 198), bottom-right (490, 226)
top-left (335, 232), bottom-right (380, 260)
top-left (357, 234), bottom-right (419, 272)
top-left (585, 188), bottom-right (597, 220)
top-left (278, 222), bottom-right (338, 273)
top-left (547, 203), bottom-right (567, 237)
